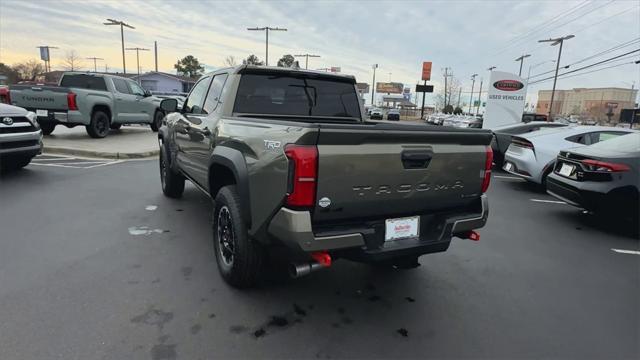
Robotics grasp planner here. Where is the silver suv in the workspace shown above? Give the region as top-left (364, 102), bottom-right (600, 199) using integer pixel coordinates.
top-left (0, 103), bottom-right (43, 172)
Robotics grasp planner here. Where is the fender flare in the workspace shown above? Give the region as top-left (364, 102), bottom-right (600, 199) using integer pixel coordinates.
top-left (209, 146), bottom-right (251, 227)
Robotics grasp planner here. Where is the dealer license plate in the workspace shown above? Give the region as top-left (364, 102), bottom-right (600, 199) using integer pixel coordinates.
top-left (36, 109), bottom-right (48, 117)
top-left (385, 216), bottom-right (420, 241)
top-left (559, 163), bottom-right (575, 177)
top-left (504, 162), bottom-right (513, 172)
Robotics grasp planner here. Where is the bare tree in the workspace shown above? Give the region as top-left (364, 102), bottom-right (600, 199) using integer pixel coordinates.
top-left (223, 55), bottom-right (237, 67)
top-left (63, 50), bottom-right (82, 71)
top-left (13, 60), bottom-right (46, 81)
top-left (434, 76), bottom-right (461, 111)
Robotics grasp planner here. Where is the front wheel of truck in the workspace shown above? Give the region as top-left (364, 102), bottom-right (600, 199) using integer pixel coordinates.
top-left (213, 185), bottom-right (263, 288)
top-left (150, 110), bottom-right (163, 132)
top-left (159, 144), bottom-right (184, 198)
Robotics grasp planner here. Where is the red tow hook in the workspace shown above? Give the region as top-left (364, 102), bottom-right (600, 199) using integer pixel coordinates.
top-left (464, 230), bottom-right (481, 241)
top-left (311, 251), bottom-right (332, 267)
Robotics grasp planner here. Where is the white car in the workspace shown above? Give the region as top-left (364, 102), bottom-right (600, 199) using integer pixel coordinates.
top-left (502, 126), bottom-right (637, 184)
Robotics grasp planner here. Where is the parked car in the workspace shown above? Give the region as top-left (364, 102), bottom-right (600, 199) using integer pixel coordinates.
top-left (0, 103), bottom-right (42, 172)
top-left (158, 65), bottom-right (493, 288)
top-left (522, 113), bottom-right (547, 123)
top-left (8, 72), bottom-right (164, 138)
top-left (387, 108), bottom-right (400, 121)
top-left (547, 132), bottom-right (639, 221)
top-left (491, 121), bottom-right (568, 167)
top-left (503, 126), bottom-right (636, 185)
top-left (369, 108), bottom-right (383, 120)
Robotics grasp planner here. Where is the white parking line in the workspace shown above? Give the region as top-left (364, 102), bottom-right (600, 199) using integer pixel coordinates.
top-left (494, 175), bottom-right (525, 181)
top-left (529, 199), bottom-right (567, 204)
top-left (611, 248), bottom-right (640, 255)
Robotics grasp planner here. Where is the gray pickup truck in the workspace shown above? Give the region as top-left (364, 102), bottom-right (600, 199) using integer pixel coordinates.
top-left (8, 72), bottom-right (163, 138)
top-left (158, 66), bottom-right (493, 288)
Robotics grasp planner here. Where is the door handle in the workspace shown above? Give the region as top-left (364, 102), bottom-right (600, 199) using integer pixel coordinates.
top-left (401, 150), bottom-right (433, 169)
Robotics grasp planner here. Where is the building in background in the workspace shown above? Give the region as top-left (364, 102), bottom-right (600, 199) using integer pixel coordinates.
top-left (536, 87), bottom-right (638, 122)
top-left (131, 72), bottom-right (195, 95)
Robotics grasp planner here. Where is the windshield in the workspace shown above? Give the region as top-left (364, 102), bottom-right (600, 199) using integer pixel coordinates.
top-left (234, 74), bottom-right (361, 120)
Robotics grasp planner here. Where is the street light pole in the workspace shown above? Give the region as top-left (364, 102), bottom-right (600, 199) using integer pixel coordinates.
top-left (125, 47), bottom-right (149, 82)
top-left (539, 35), bottom-right (574, 120)
top-left (469, 74), bottom-right (478, 115)
top-left (247, 26), bottom-right (287, 66)
top-left (86, 57), bottom-right (104, 72)
top-left (371, 64), bottom-right (378, 106)
top-left (294, 54), bottom-right (320, 69)
top-left (104, 19), bottom-right (135, 74)
top-left (515, 54), bottom-right (531, 77)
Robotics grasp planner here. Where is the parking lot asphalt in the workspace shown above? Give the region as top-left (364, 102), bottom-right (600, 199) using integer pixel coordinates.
top-left (1, 157), bottom-right (638, 359)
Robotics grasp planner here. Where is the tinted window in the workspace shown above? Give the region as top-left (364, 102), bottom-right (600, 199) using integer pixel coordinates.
top-left (112, 78), bottom-right (130, 94)
top-left (589, 132), bottom-right (639, 152)
top-left (60, 74), bottom-right (107, 91)
top-left (234, 74), bottom-right (361, 119)
top-left (184, 77), bottom-right (211, 114)
top-left (594, 131), bottom-right (625, 142)
top-left (566, 133), bottom-right (589, 145)
top-left (203, 74), bottom-right (228, 114)
top-left (127, 81), bottom-right (146, 96)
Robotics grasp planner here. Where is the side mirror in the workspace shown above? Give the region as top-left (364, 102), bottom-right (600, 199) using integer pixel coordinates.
top-left (160, 98), bottom-right (178, 113)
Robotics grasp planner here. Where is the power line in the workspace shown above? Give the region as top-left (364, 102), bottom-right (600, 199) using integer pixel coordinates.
top-left (570, 4), bottom-right (639, 34)
top-left (528, 37), bottom-right (640, 79)
top-left (529, 49), bottom-right (640, 84)
top-left (530, 60), bottom-right (638, 84)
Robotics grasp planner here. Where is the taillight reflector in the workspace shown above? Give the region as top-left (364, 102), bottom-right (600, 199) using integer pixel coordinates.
top-left (581, 159), bottom-right (630, 172)
top-left (481, 146), bottom-right (493, 193)
top-left (67, 92), bottom-right (78, 110)
top-left (284, 144), bottom-right (318, 207)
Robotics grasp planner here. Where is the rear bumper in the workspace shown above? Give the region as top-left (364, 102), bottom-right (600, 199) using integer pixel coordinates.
top-left (53, 110), bottom-right (87, 125)
top-left (503, 149), bottom-right (543, 183)
top-left (268, 195), bottom-right (488, 260)
top-left (0, 130), bottom-right (43, 156)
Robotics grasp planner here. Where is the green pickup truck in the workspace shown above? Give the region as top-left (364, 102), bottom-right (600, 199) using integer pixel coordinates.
top-left (8, 72), bottom-right (164, 138)
top-left (158, 65), bottom-right (493, 288)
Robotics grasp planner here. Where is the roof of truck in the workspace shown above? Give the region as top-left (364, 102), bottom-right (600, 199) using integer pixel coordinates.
top-left (208, 65), bottom-right (356, 82)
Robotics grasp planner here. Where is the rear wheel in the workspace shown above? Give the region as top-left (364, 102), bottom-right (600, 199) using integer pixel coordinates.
top-left (40, 122), bottom-right (56, 135)
top-left (213, 185), bottom-right (263, 288)
top-left (159, 144), bottom-right (185, 198)
top-left (150, 110), bottom-right (163, 132)
top-left (86, 110), bottom-right (110, 138)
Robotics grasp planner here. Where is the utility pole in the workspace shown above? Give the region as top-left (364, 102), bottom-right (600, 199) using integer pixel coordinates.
top-left (125, 47), bottom-right (150, 82)
top-left (388, 72), bottom-right (392, 82)
top-left (371, 64), bottom-right (378, 106)
top-left (294, 54), bottom-right (320, 69)
top-left (487, 66), bottom-right (496, 72)
top-left (86, 57), bottom-right (104, 72)
top-left (515, 54), bottom-right (531, 77)
top-left (476, 78), bottom-right (483, 116)
top-left (469, 74), bottom-right (478, 115)
top-left (443, 67), bottom-right (451, 109)
top-left (36, 46), bottom-right (59, 72)
top-left (539, 35), bottom-right (574, 120)
top-left (154, 41), bottom-right (158, 72)
top-left (104, 19), bottom-right (135, 74)
top-left (105, 64), bottom-right (109, 73)
top-left (247, 26), bottom-right (287, 66)
top-left (457, 87), bottom-right (462, 108)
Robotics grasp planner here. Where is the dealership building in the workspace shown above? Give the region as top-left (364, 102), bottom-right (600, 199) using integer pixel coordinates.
top-left (536, 87), bottom-right (638, 122)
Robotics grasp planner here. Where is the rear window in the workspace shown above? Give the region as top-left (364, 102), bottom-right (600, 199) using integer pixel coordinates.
top-left (233, 74), bottom-right (361, 120)
top-left (588, 132), bottom-right (639, 152)
top-left (60, 75), bottom-right (107, 91)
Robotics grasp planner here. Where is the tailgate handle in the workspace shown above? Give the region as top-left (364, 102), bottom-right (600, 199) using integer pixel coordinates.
top-left (401, 150), bottom-right (432, 169)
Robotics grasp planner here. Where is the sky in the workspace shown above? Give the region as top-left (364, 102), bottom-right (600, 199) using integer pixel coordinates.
top-left (1, 0), bottom-right (639, 107)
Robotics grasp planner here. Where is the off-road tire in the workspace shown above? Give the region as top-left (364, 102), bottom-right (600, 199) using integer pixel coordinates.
top-left (159, 144), bottom-right (184, 198)
top-left (39, 122), bottom-right (56, 135)
top-left (150, 110), bottom-right (163, 132)
top-left (213, 185), bottom-right (263, 288)
top-left (86, 110), bottom-right (110, 138)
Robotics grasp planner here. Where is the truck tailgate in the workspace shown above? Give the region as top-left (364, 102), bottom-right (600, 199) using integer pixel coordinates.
top-left (9, 85), bottom-right (69, 111)
top-left (313, 123), bottom-right (492, 223)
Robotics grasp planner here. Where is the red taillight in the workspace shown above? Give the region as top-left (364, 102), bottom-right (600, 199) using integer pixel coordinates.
top-left (481, 146), bottom-right (493, 193)
top-left (0, 87), bottom-right (10, 104)
top-left (581, 159), bottom-right (630, 172)
top-left (284, 144), bottom-right (318, 208)
top-left (67, 92), bottom-right (78, 110)
top-left (512, 137), bottom-right (534, 150)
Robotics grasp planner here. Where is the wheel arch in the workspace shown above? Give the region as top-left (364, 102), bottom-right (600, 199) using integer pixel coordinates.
top-left (92, 104), bottom-right (112, 122)
top-left (209, 146), bottom-right (251, 227)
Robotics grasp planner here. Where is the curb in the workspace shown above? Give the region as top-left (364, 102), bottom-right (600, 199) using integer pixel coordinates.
top-left (43, 146), bottom-right (159, 159)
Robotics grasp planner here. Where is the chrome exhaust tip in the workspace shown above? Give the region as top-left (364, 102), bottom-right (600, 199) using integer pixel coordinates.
top-left (288, 262), bottom-right (324, 278)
